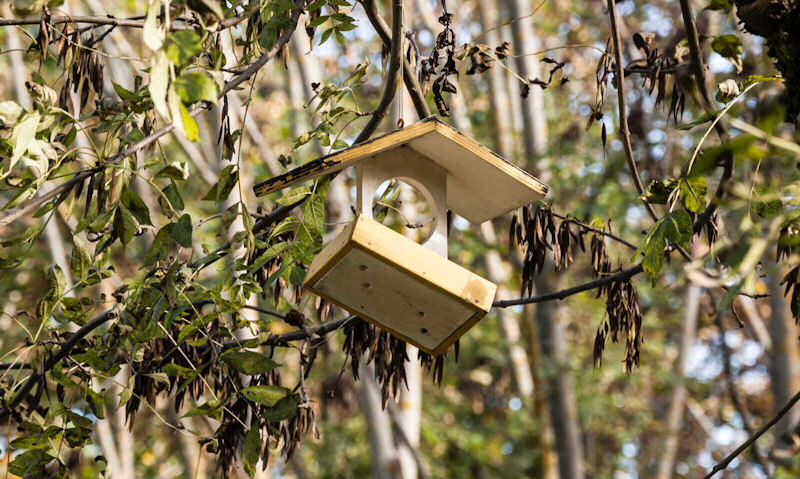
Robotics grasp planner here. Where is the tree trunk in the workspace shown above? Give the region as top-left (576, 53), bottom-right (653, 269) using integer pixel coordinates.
top-left (768, 264), bottom-right (800, 441)
top-left (655, 283), bottom-right (701, 479)
top-left (360, 364), bottom-right (401, 479)
top-left (534, 269), bottom-right (585, 479)
top-left (502, 0), bottom-right (547, 158)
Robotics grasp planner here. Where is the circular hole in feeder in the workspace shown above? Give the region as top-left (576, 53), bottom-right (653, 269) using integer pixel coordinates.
top-left (420, 327), bottom-right (429, 334)
top-left (361, 282), bottom-right (372, 289)
top-left (372, 178), bottom-right (435, 244)
top-left (417, 311), bottom-right (425, 317)
top-left (358, 264), bottom-right (368, 271)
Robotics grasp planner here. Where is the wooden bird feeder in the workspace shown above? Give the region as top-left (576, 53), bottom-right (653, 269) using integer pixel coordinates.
top-left (254, 117), bottom-right (548, 355)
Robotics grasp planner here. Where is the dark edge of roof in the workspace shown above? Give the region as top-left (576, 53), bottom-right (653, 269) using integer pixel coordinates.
top-left (253, 116), bottom-right (440, 196)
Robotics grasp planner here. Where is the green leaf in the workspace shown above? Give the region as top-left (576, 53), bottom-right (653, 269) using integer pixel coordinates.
top-left (164, 30), bottom-right (204, 65)
top-left (754, 198), bottom-right (782, 218)
top-left (113, 82), bottom-right (138, 101)
top-left (705, 0), bottom-right (732, 10)
top-left (223, 351), bottom-right (280, 375)
top-left (8, 449), bottom-right (54, 477)
top-left (678, 176), bottom-right (707, 213)
top-left (47, 264), bottom-right (66, 299)
top-left (334, 29), bottom-right (346, 46)
top-left (308, 15), bottom-right (329, 27)
top-left (149, 51), bottom-right (170, 118)
top-left (711, 34), bottom-right (743, 72)
top-left (742, 75), bottom-right (778, 88)
top-left (267, 217), bottom-right (299, 240)
top-left (276, 186), bottom-right (311, 206)
top-left (239, 385), bottom-right (290, 407)
top-left (162, 363), bottom-right (194, 377)
top-left (184, 399), bottom-right (224, 420)
top-left (7, 112), bottom-right (39, 174)
top-left (114, 205), bottom-right (136, 245)
top-left (203, 165), bottom-right (239, 202)
top-left (70, 236), bottom-right (91, 281)
top-left (160, 182), bottom-right (185, 215)
top-left (154, 161), bottom-right (189, 181)
top-left (640, 179), bottom-right (678, 204)
top-left (690, 135), bottom-right (765, 176)
top-left (0, 100), bottom-right (23, 126)
top-left (262, 394), bottom-right (300, 421)
top-left (331, 138), bottom-right (348, 149)
top-left (243, 424), bottom-right (261, 477)
top-left (121, 190), bottom-right (152, 225)
top-left (319, 28), bottom-right (334, 45)
top-left (174, 72), bottom-right (219, 105)
top-left (172, 214), bottom-right (193, 247)
top-left (144, 224), bottom-right (175, 266)
top-left (676, 111), bottom-right (718, 130)
top-left (636, 210), bottom-right (693, 282)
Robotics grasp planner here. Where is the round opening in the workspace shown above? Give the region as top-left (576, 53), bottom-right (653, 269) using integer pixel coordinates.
top-left (420, 328), bottom-right (429, 334)
top-left (358, 264), bottom-right (368, 271)
top-left (361, 282), bottom-right (372, 289)
top-left (372, 178), bottom-right (435, 244)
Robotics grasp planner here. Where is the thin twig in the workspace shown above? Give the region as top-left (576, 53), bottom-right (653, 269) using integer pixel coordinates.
top-left (361, 0), bottom-right (431, 118)
top-left (606, 0), bottom-right (658, 222)
top-left (0, 14), bottom-right (245, 32)
top-left (353, 0), bottom-right (404, 143)
top-left (550, 210), bottom-right (637, 250)
top-left (704, 387), bottom-right (800, 478)
top-left (492, 264), bottom-right (643, 307)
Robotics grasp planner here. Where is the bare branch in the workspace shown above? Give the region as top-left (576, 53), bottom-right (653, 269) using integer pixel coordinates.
top-left (704, 387), bottom-right (800, 478)
top-left (606, 0), bottom-right (658, 222)
top-left (0, 14), bottom-right (245, 32)
top-left (492, 265), bottom-right (644, 308)
top-left (361, 0), bottom-right (431, 119)
top-left (354, 0), bottom-right (405, 143)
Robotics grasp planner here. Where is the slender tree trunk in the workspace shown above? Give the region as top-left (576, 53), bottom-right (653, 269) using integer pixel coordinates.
top-left (534, 268), bottom-right (585, 479)
top-left (360, 364), bottom-right (401, 479)
top-left (655, 283), bottom-right (701, 479)
top-left (502, 0), bottom-right (547, 158)
top-left (768, 264), bottom-right (800, 440)
top-left (499, 0), bottom-right (583, 472)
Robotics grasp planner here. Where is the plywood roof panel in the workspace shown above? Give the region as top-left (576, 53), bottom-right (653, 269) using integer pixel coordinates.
top-left (253, 117), bottom-right (548, 223)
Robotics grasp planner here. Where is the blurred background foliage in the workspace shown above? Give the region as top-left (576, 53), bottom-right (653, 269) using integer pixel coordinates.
top-left (1, 0), bottom-right (800, 477)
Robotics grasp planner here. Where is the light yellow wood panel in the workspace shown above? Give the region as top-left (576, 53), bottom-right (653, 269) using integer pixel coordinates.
top-left (349, 216), bottom-right (496, 311)
top-left (303, 215), bottom-right (497, 354)
top-left (253, 118), bottom-right (549, 223)
top-left (408, 123), bottom-right (547, 223)
top-left (312, 247), bottom-right (473, 352)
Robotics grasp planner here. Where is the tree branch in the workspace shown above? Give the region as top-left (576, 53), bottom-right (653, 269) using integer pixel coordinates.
top-left (0, 310), bottom-right (115, 420)
top-left (492, 264), bottom-right (643, 308)
top-left (360, 0), bottom-right (431, 119)
top-left (606, 0), bottom-right (658, 222)
top-left (0, 14), bottom-right (245, 32)
top-left (0, 0), bottom-right (304, 227)
top-left (676, 0), bottom-right (733, 232)
top-left (353, 0), bottom-right (404, 143)
top-left (704, 387), bottom-right (800, 478)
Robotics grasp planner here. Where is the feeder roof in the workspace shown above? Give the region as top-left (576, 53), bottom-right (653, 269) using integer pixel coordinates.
top-left (253, 117), bottom-right (548, 224)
